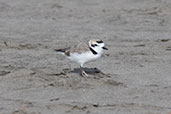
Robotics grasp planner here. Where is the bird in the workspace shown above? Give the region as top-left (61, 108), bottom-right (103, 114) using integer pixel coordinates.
top-left (55, 39), bottom-right (108, 77)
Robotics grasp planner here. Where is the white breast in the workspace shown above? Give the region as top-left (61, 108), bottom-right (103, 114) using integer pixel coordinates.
top-left (68, 51), bottom-right (101, 66)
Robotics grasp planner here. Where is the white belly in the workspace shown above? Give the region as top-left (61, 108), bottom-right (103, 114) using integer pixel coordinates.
top-left (68, 51), bottom-right (101, 66)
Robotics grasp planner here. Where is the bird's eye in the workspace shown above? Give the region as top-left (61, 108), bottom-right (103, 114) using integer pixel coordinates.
top-left (91, 44), bottom-right (98, 47)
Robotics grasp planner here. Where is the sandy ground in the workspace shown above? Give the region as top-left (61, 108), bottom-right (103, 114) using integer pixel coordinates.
top-left (0, 0), bottom-right (171, 114)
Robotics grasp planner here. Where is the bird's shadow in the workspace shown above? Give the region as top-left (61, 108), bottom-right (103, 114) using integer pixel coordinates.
top-left (71, 67), bottom-right (101, 75)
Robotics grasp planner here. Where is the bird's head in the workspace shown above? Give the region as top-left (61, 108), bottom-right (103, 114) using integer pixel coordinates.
top-left (88, 39), bottom-right (108, 55)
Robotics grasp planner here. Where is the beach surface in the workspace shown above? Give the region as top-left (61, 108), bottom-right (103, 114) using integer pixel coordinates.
top-left (0, 0), bottom-right (171, 114)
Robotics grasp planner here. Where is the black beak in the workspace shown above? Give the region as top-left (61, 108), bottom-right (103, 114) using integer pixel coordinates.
top-left (102, 47), bottom-right (108, 50)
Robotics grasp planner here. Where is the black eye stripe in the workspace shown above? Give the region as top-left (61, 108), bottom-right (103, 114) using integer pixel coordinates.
top-left (96, 40), bottom-right (103, 43)
top-left (91, 44), bottom-right (98, 47)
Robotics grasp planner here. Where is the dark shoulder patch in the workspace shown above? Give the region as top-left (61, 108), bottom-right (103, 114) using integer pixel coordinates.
top-left (89, 47), bottom-right (97, 55)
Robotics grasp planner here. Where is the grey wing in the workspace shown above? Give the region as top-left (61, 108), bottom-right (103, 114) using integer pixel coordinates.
top-left (70, 43), bottom-right (89, 54)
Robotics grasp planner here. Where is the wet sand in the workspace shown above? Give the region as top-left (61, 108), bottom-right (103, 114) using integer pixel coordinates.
top-left (0, 0), bottom-right (171, 114)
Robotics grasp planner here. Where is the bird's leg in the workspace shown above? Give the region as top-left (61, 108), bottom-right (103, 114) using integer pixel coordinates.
top-left (80, 66), bottom-right (88, 77)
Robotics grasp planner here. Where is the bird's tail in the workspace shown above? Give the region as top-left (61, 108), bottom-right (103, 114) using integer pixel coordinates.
top-left (54, 47), bottom-right (70, 53)
top-left (54, 49), bottom-right (65, 53)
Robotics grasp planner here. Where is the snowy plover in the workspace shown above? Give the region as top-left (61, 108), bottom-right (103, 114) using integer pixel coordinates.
top-left (55, 39), bottom-right (108, 77)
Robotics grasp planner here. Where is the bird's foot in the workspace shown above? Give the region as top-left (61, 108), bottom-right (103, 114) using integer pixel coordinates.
top-left (81, 70), bottom-right (89, 78)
